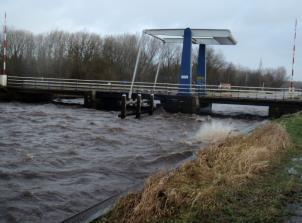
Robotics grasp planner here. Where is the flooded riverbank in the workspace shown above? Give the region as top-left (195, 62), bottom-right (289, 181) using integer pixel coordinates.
top-left (0, 102), bottom-right (266, 222)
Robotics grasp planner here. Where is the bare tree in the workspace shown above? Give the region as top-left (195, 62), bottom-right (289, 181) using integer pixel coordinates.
top-left (0, 28), bottom-right (289, 86)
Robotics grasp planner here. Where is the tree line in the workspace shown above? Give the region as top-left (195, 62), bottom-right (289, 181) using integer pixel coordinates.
top-left (0, 28), bottom-right (288, 87)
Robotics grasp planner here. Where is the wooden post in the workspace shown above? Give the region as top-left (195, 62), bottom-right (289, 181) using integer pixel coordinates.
top-left (84, 94), bottom-right (92, 108)
top-left (91, 90), bottom-right (96, 108)
top-left (136, 94), bottom-right (141, 119)
top-left (149, 94), bottom-right (154, 115)
top-left (120, 94), bottom-right (127, 119)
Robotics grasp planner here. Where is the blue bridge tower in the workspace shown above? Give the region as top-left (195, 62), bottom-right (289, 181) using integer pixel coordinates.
top-left (179, 28), bottom-right (193, 94)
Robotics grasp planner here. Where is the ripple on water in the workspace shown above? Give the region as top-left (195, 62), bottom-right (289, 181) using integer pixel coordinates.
top-left (0, 102), bottom-right (266, 222)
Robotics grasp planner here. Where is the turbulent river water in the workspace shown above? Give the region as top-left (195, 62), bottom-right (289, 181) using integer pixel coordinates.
top-left (0, 102), bottom-right (268, 223)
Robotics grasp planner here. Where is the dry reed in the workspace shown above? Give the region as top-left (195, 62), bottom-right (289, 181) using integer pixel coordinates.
top-left (103, 123), bottom-right (291, 223)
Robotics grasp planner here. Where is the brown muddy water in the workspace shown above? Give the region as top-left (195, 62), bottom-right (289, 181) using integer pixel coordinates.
top-left (0, 102), bottom-right (267, 223)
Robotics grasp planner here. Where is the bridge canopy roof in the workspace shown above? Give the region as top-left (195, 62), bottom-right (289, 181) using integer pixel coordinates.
top-left (144, 28), bottom-right (237, 45)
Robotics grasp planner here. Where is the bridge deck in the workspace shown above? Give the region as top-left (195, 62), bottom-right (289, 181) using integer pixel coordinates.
top-left (7, 76), bottom-right (302, 104)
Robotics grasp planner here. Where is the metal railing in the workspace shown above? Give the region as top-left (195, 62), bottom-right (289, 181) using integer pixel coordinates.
top-left (7, 75), bottom-right (302, 101)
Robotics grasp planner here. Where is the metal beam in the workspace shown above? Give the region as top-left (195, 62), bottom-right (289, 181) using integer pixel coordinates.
top-left (153, 43), bottom-right (165, 92)
top-left (144, 28), bottom-right (237, 45)
top-left (128, 33), bottom-right (144, 99)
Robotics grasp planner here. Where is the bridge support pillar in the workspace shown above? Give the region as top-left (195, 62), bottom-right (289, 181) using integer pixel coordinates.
top-left (0, 88), bottom-right (13, 101)
top-left (269, 104), bottom-right (302, 118)
top-left (14, 92), bottom-right (52, 102)
top-left (199, 103), bottom-right (212, 114)
top-left (84, 92), bottom-right (121, 110)
top-left (163, 96), bottom-right (200, 114)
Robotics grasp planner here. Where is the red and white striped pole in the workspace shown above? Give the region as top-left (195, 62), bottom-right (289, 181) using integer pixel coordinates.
top-left (3, 12), bottom-right (7, 76)
top-left (290, 18), bottom-right (298, 89)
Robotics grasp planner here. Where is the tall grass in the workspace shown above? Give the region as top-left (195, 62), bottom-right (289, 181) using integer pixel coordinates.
top-left (100, 123), bottom-right (291, 223)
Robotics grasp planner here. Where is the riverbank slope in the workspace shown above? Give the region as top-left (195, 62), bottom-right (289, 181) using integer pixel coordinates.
top-left (97, 112), bottom-right (302, 223)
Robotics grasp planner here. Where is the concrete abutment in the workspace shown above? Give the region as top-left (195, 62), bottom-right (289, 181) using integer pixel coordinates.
top-left (84, 91), bottom-right (121, 110)
top-left (269, 104), bottom-right (302, 118)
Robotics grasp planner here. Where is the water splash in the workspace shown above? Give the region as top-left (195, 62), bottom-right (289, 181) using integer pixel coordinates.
top-left (24, 153), bottom-right (34, 161)
top-left (194, 120), bottom-right (239, 143)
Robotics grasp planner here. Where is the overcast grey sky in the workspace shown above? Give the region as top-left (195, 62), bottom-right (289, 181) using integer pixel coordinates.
top-left (1, 0), bottom-right (302, 80)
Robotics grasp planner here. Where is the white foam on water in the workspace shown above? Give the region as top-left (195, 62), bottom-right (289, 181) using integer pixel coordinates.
top-left (194, 120), bottom-right (239, 143)
top-left (24, 153), bottom-right (34, 161)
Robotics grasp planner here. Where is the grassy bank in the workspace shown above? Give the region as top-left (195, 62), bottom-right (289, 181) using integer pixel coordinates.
top-left (96, 112), bottom-right (302, 223)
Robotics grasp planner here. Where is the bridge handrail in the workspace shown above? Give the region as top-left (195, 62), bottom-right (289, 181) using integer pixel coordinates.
top-left (6, 76), bottom-right (302, 101)
top-left (8, 81), bottom-right (302, 96)
top-left (8, 75), bottom-right (302, 92)
top-left (8, 80), bottom-right (302, 95)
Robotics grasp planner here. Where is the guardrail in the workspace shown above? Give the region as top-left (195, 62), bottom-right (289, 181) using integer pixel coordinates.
top-left (7, 76), bottom-right (302, 101)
